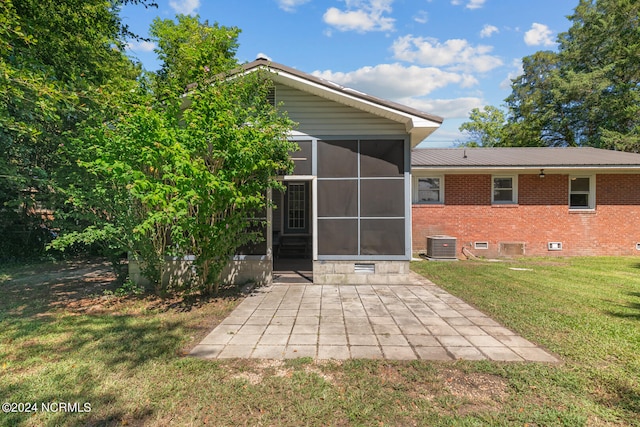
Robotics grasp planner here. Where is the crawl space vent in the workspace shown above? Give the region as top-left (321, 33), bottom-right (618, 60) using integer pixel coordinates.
top-left (355, 263), bottom-right (375, 274)
top-left (548, 242), bottom-right (563, 251)
top-left (499, 242), bottom-right (525, 256)
top-left (474, 241), bottom-right (489, 250)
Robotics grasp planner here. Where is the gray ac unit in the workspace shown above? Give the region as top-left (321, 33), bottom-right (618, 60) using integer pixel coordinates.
top-left (426, 236), bottom-right (457, 260)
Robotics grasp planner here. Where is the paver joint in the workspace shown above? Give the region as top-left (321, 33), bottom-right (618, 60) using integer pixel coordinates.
top-left (190, 273), bottom-right (559, 363)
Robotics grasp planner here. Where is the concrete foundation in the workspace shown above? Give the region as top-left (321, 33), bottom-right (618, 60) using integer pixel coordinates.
top-left (313, 260), bottom-right (410, 285)
top-left (128, 256), bottom-right (272, 288)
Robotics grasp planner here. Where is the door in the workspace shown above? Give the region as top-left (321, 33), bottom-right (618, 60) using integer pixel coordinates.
top-left (284, 181), bottom-right (309, 234)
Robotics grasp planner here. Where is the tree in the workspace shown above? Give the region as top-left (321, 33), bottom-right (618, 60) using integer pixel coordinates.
top-left (0, 0), bottom-right (154, 259)
top-left (149, 14), bottom-right (240, 99)
top-left (458, 105), bottom-right (508, 147)
top-left (459, 0), bottom-right (640, 151)
top-left (55, 16), bottom-right (296, 294)
top-left (558, 0), bottom-right (640, 151)
top-left (505, 51), bottom-right (572, 147)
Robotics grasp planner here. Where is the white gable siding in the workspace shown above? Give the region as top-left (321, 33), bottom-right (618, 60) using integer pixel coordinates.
top-left (275, 83), bottom-right (406, 136)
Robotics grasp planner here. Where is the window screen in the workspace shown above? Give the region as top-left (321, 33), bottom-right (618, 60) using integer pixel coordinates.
top-left (317, 140), bottom-right (358, 178)
top-left (360, 140), bottom-right (404, 177)
top-left (360, 180), bottom-right (404, 217)
top-left (317, 219), bottom-right (358, 255)
top-left (289, 140), bottom-right (312, 175)
top-left (317, 180), bottom-right (358, 217)
top-left (316, 139), bottom-right (408, 258)
top-left (236, 222), bottom-right (267, 255)
top-left (360, 219), bottom-right (405, 255)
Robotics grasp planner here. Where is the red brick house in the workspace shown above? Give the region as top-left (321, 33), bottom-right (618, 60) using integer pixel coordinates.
top-left (411, 147), bottom-right (640, 258)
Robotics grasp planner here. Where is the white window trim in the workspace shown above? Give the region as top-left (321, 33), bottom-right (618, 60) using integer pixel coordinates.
top-left (413, 175), bottom-right (444, 204)
top-left (287, 182), bottom-right (306, 230)
top-left (492, 175), bottom-right (518, 204)
top-left (569, 175), bottom-right (596, 210)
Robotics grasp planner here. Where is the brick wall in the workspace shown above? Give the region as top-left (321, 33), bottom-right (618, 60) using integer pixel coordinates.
top-left (412, 173), bottom-right (640, 257)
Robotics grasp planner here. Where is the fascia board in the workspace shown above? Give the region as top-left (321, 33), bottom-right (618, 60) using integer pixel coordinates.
top-left (411, 166), bottom-right (640, 174)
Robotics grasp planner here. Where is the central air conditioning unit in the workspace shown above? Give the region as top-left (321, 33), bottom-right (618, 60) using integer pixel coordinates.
top-left (426, 236), bottom-right (457, 260)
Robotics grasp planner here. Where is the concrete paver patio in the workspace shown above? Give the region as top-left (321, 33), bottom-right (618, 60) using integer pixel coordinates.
top-left (190, 272), bottom-right (559, 362)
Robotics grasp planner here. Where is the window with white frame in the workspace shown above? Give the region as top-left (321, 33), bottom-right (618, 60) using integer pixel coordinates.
top-left (492, 176), bottom-right (517, 204)
top-left (416, 177), bottom-right (442, 203)
top-left (287, 183), bottom-right (306, 229)
top-left (569, 176), bottom-right (595, 209)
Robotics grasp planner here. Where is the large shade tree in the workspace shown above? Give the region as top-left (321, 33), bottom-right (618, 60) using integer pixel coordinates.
top-left (54, 16), bottom-right (295, 294)
top-left (459, 0), bottom-right (640, 151)
top-left (0, 0), bottom-right (154, 259)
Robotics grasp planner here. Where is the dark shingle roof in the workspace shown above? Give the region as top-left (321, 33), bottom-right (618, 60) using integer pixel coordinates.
top-left (412, 147), bottom-right (640, 168)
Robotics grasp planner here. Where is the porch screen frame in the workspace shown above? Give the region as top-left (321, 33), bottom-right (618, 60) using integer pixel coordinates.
top-left (313, 136), bottom-right (411, 261)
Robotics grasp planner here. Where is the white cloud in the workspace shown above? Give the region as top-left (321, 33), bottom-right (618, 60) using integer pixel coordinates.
top-left (451, 0), bottom-right (486, 9)
top-left (414, 10), bottom-right (428, 24)
top-left (500, 58), bottom-right (524, 90)
top-left (323, 0), bottom-right (395, 33)
top-left (391, 35), bottom-right (503, 73)
top-left (276, 0), bottom-right (310, 12)
top-left (169, 0), bottom-right (200, 15)
top-left (126, 40), bottom-right (156, 53)
top-left (398, 97), bottom-right (484, 119)
top-left (466, 0), bottom-right (486, 9)
top-left (524, 23), bottom-right (555, 46)
top-left (312, 63), bottom-right (476, 100)
top-left (256, 52), bottom-right (273, 61)
top-left (480, 24), bottom-right (499, 38)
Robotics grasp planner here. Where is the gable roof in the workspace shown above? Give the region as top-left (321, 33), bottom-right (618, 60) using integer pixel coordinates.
top-left (412, 147), bottom-right (640, 170)
top-left (242, 59), bottom-right (443, 147)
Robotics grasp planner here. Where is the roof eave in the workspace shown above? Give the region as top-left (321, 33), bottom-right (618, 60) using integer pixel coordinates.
top-left (243, 60), bottom-right (442, 147)
top-left (411, 165), bottom-right (640, 172)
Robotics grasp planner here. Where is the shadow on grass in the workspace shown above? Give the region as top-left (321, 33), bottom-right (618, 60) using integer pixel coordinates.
top-left (594, 372), bottom-right (640, 418)
top-left (605, 291), bottom-right (640, 321)
top-left (0, 259), bottom-right (118, 316)
top-left (0, 258), bottom-right (243, 426)
top-left (0, 313), bottom-right (180, 425)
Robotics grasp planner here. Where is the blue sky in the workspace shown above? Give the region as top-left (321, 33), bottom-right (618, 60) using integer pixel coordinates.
top-left (122, 0), bottom-right (577, 147)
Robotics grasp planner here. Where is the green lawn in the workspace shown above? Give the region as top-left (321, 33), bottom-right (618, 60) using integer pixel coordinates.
top-left (1, 257), bottom-right (639, 426)
top-left (412, 257), bottom-right (640, 425)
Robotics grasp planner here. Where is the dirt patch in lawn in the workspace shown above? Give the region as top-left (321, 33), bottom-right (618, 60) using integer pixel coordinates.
top-left (0, 258), bottom-right (243, 352)
top-left (228, 359), bottom-right (340, 386)
top-left (1, 259), bottom-right (118, 315)
top-left (439, 368), bottom-right (509, 413)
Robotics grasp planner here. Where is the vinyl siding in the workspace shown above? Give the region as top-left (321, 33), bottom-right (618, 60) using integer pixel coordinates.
top-left (275, 83), bottom-right (406, 136)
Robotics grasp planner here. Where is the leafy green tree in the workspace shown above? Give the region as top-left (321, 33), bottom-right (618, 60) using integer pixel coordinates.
top-left (55, 15), bottom-right (295, 294)
top-left (58, 72), bottom-right (294, 294)
top-left (458, 105), bottom-right (508, 147)
top-left (460, 0), bottom-right (640, 151)
top-left (0, 0), bottom-right (154, 259)
top-left (504, 51), bottom-right (570, 147)
top-left (559, 0), bottom-right (640, 151)
top-left (175, 72), bottom-right (295, 294)
top-left (149, 14), bottom-right (240, 99)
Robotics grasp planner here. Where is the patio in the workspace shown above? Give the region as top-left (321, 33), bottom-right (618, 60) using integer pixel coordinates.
top-left (190, 272), bottom-right (559, 362)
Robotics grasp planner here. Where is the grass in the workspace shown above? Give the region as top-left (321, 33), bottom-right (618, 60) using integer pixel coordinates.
top-left (0, 257), bottom-right (639, 426)
top-left (412, 257), bottom-right (640, 425)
